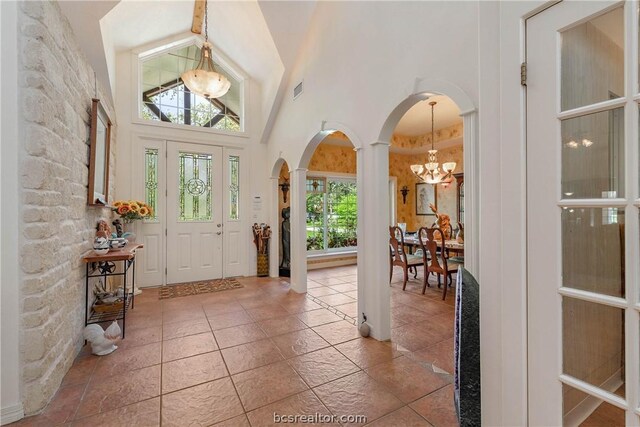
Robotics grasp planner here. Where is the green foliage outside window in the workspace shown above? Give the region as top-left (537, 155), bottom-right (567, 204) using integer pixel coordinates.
top-left (306, 179), bottom-right (357, 251)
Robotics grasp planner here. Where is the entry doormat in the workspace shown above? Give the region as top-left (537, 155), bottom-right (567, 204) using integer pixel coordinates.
top-left (159, 278), bottom-right (243, 299)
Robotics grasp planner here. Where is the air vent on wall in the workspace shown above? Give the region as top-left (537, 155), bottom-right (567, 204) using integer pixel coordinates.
top-left (293, 81), bottom-right (303, 100)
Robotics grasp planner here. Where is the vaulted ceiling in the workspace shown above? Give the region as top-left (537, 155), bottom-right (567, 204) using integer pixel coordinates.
top-left (59, 0), bottom-right (317, 143)
top-left (59, 1), bottom-right (462, 145)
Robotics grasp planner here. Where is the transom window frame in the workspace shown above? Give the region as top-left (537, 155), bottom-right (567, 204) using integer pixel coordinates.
top-left (132, 35), bottom-right (249, 138)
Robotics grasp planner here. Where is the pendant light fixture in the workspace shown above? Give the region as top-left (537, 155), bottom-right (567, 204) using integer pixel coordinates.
top-left (181, 0), bottom-right (230, 99)
top-left (410, 100), bottom-right (456, 185)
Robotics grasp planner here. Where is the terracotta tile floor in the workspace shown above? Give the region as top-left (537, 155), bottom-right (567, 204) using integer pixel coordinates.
top-left (13, 265), bottom-right (458, 426)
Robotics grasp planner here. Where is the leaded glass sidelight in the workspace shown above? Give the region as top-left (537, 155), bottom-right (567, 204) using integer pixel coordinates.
top-left (229, 155), bottom-right (240, 220)
top-left (178, 152), bottom-right (213, 221)
top-left (145, 148), bottom-right (158, 220)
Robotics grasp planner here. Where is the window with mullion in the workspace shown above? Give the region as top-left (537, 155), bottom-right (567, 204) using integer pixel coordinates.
top-left (306, 176), bottom-right (357, 252)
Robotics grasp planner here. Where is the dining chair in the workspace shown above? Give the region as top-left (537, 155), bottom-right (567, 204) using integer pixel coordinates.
top-left (416, 226), bottom-right (434, 291)
top-left (421, 227), bottom-right (462, 300)
top-left (389, 225), bottom-right (424, 290)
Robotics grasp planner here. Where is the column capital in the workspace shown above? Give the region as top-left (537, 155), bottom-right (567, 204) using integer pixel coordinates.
top-left (459, 107), bottom-right (477, 117)
top-left (292, 168), bottom-right (308, 173)
top-left (370, 140), bottom-right (391, 147)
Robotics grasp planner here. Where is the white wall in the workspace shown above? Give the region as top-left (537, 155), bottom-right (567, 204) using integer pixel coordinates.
top-left (114, 44), bottom-right (271, 279)
top-left (1, 1), bottom-right (24, 423)
top-left (263, 1), bottom-right (544, 425)
top-left (268, 2), bottom-right (479, 161)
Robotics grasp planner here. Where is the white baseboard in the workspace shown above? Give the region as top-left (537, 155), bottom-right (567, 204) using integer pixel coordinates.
top-left (563, 370), bottom-right (624, 427)
top-left (1, 403), bottom-right (24, 425)
top-left (308, 258), bottom-right (357, 270)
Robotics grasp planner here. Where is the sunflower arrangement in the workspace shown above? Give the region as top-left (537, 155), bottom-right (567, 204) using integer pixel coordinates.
top-left (112, 200), bottom-right (154, 223)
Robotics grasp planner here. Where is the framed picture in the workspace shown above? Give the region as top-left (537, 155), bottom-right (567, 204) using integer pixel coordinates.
top-left (416, 182), bottom-right (437, 215)
top-left (87, 98), bottom-right (111, 206)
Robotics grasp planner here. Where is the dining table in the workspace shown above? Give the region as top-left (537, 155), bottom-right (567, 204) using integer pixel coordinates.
top-left (402, 234), bottom-right (465, 256)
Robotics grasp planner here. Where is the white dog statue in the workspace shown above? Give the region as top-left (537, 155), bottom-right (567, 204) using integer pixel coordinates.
top-left (83, 321), bottom-right (121, 355)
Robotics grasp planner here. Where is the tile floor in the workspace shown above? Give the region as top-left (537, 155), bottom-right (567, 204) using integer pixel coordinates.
top-left (13, 265), bottom-right (458, 426)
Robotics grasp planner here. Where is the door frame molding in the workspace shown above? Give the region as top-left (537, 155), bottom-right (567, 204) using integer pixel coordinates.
top-left (129, 132), bottom-right (249, 285)
top-left (524, 1), bottom-right (640, 424)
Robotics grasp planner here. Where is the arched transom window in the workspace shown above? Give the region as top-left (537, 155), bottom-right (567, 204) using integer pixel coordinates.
top-left (140, 44), bottom-right (242, 132)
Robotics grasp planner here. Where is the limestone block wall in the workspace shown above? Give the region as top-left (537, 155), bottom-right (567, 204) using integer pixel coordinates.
top-left (18, 1), bottom-right (116, 414)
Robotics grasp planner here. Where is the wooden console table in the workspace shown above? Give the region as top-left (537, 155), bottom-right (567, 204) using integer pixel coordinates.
top-left (82, 243), bottom-right (143, 338)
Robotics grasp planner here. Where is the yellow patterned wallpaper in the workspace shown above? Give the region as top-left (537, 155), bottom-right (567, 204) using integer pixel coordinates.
top-left (391, 146), bottom-right (464, 230)
top-left (308, 143), bottom-right (357, 173)
top-left (307, 142), bottom-right (464, 231)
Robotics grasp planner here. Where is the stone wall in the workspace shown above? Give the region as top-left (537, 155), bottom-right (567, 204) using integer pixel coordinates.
top-left (18, 1), bottom-right (115, 414)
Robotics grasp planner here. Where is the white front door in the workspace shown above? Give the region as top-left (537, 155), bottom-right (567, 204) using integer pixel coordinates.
top-left (527, 1), bottom-right (639, 425)
top-left (166, 141), bottom-right (223, 283)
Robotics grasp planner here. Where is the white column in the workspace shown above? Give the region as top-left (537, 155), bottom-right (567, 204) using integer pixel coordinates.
top-left (269, 177), bottom-right (280, 278)
top-left (1, 1), bottom-right (24, 423)
top-left (289, 168), bottom-right (308, 293)
top-left (358, 141), bottom-right (391, 340)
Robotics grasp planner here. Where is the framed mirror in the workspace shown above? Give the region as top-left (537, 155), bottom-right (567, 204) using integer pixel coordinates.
top-left (87, 98), bottom-right (111, 206)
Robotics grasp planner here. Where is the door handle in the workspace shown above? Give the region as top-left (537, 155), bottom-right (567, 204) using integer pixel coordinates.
top-left (216, 231), bottom-right (222, 235)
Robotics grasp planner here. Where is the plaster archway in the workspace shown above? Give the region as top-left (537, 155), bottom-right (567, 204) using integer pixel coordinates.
top-left (288, 123), bottom-right (365, 296)
top-left (377, 78), bottom-right (478, 275)
top-left (269, 158), bottom-right (292, 279)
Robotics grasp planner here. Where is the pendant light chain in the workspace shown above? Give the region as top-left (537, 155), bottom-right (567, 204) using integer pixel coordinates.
top-left (181, 0), bottom-right (230, 99)
top-left (431, 101), bottom-right (435, 150)
top-left (204, 0), bottom-right (208, 43)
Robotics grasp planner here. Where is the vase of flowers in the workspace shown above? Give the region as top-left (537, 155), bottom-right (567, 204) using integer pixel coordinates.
top-left (112, 200), bottom-right (154, 242)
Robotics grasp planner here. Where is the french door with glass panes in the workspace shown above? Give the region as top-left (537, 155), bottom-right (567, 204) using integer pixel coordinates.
top-left (134, 138), bottom-right (243, 286)
top-left (527, 1), bottom-right (639, 425)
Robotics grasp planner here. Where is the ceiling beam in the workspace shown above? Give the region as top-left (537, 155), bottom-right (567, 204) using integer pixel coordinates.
top-left (191, 0), bottom-right (205, 34)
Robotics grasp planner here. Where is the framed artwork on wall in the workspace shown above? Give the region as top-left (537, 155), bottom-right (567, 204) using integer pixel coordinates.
top-left (416, 182), bottom-right (437, 215)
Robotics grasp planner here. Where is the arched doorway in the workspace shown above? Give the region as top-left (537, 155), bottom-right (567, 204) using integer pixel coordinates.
top-left (378, 80), bottom-right (477, 276)
top-left (301, 132), bottom-right (360, 321)
top-left (289, 124), bottom-right (364, 301)
top-left (269, 158), bottom-right (292, 281)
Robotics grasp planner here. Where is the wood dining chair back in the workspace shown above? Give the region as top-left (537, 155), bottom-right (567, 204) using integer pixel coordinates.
top-left (389, 226), bottom-right (423, 290)
top-left (416, 226), bottom-right (435, 291)
top-left (421, 227), bottom-right (461, 300)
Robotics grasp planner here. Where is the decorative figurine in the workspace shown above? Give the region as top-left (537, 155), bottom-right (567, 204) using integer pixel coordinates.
top-left (83, 321), bottom-right (121, 356)
top-left (280, 207), bottom-right (291, 277)
top-left (96, 220), bottom-right (111, 240)
top-left (112, 218), bottom-right (124, 238)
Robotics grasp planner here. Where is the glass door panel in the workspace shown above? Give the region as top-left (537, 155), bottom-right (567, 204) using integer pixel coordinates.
top-left (527, 1), bottom-right (638, 424)
top-left (562, 208), bottom-right (625, 297)
top-left (561, 108), bottom-right (625, 199)
top-left (561, 6), bottom-right (624, 111)
top-left (563, 384), bottom-right (625, 425)
top-left (563, 297), bottom-right (625, 397)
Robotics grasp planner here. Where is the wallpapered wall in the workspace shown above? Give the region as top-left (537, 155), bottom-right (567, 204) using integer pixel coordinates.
top-left (306, 142), bottom-right (464, 231)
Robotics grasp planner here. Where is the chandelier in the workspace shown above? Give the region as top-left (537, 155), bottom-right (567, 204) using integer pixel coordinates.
top-left (410, 101), bottom-right (456, 185)
top-left (181, 0), bottom-right (230, 99)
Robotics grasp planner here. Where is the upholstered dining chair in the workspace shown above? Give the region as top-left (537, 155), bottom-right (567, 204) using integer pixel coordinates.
top-left (420, 227), bottom-right (462, 300)
top-left (389, 226), bottom-right (424, 290)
